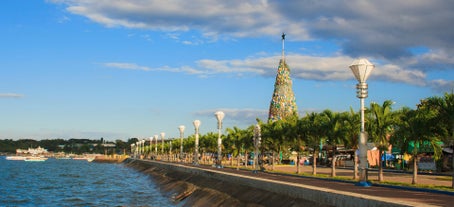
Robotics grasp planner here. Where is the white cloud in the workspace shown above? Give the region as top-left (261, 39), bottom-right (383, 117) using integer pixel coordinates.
top-left (0, 93), bottom-right (24, 98)
top-left (103, 53), bottom-right (433, 87)
top-left (194, 108), bottom-right (268, 123)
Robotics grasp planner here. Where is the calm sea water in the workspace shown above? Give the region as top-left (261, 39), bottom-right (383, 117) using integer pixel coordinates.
top-left (0, 156), bottom-right (175, 207)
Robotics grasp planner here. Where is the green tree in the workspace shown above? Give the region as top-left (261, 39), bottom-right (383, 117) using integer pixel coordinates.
top-left (367, 100), bottom-right (396, 182)
top-left (226, 126), bottom-right (250, 169)
top-left (393, 106), bottom-right (442, 184)
top-left (341, 108), bottom-right (361, 179)
top-left (420, 92), bottom-right (454, 187)
top-left (302, 112), bottom-right (328, 175)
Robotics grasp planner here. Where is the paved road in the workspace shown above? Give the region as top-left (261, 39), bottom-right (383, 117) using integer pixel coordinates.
top-left (189, 163), bottom-right (453, 207)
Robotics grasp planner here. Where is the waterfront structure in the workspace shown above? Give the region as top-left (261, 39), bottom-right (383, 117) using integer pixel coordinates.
top-left (268, 33), bottom-right (297, 121)
top-left (214, 111), bottom-right (225, 168)
top-left (154, 135), bottom-right (158, 155)
top-left (178, 125), bottom-right (185, 162)
top-left (253, 123), bottom-right (261, 173)
top-left (193, 120), bottom-right (201, 165)
top-left (349, 58), bottom-right (375, 187)
top-left (160, 132), bottom-right (165, 154)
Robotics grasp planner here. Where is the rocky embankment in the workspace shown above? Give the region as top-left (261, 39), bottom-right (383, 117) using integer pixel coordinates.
top-left (124, 159), bottom-right (331, 207)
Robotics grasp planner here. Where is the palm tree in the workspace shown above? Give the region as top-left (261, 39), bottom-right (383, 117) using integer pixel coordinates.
top-left (226, 126), bottom-right (248, 169)
top-left (393, 106), bottom-right (442, 184)
top-left (262, 119), bottom-right (287, 171)
top-left (342, 108), bottom-right (361, 179)
top-left (302, 112), bottom-right (328, 175)
top-left (367, 100), bottom-right (396, 182)
top-left (421, 92), bottom-right (454, 187)
top-left (282, 114), bottom-right (302, 173)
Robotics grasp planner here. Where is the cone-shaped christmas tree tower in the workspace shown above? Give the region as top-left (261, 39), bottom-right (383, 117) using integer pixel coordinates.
top-left (268, 33), bottom-right (297, 121)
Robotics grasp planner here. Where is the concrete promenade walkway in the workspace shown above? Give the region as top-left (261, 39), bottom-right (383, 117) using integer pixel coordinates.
top-left (178, 162), bottom-right (453, 207)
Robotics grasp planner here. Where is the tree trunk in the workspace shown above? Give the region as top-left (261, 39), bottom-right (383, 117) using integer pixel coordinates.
top-left (354, 149), bottom-right (359, 180)
top-left (244, 150), bottom-right (248, 168)
top-left (312, 150), bottom-right (317, 175)
top-left (236, 153), bottom-right (240, 170)
top-left (451, 125), bottom-right (454, 188)
top-left (271, 151), bottom-right (275, 171)
top-left (331, 155), bottom-right (337, 177)
top-left (412, 155), bottom-right (418, 184)
top-left (378, 149), bottom-right (384, 182)
top-left (296, 152), bottom-right (300, 174)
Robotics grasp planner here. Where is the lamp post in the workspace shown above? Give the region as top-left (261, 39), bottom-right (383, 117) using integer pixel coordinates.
top-left (169, 140), bottom-right (172, 161)
top-left (193, 120), bottom-right (201, 165)
top-left (154, 135), bottom-right (158, 155)
top-left (214, 111), bottom-right (225, 168)
top-left (253, 124), bottom-right (261, 173)
top-left (178, 125), bottom-right (185, 162)
top-left (136, 141), bottom-right (140, 158)
top-left (160, 132), bottom-right (165, 154)
top-left (149, 137), bottom-right (153, 159)
top-left (349, 58), bottom-right (374, 187)
top-left (131, 143), bottom-right (135, 158)
top-left (141, 140), bottom-right (145, 155)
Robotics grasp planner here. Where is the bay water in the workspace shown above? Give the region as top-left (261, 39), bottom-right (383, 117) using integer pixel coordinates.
top-left (0, 156), bottom-right (175, 207)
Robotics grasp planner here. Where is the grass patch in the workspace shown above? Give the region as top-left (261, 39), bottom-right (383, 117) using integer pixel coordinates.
top-left (373, 180), bottom-right (454, 192)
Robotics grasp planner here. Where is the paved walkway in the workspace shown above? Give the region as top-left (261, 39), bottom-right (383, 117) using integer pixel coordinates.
top-left (181, 162), bottom-right (453, 207)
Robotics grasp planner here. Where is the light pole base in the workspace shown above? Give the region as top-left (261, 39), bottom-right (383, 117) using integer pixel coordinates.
top-left (355, 181), bottom-right (372, 187)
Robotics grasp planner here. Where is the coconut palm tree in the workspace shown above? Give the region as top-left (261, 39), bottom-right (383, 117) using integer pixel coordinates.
top-left (342, 108), bottom-right (361, 179)
top-left (261, 120), bottom-right (283, 171)
top-left (420, 92), bottom-right (454, 187)
top-left (367, 100), bottom-right (396, 182)
top-left (302, 112), bottom-right (328, 175)
top-left (226, 126), bottom-right (249, 169)
top-left (393, 106), bottom-right (442, 184)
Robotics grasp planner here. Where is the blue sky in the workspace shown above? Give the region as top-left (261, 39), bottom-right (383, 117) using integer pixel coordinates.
top-left (1, 0), bottom-right (453, 141)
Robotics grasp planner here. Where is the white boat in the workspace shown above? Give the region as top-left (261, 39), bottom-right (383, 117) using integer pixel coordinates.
top-left (6, 156), bottom-right (27, 161)
top-left (73, 157), bottom-right (95, 162)
top-left (24, 157), bottom-right (48, 162)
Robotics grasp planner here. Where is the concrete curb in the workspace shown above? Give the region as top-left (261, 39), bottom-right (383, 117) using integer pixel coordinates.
top-left (128, 159), bottom-right (437, 207)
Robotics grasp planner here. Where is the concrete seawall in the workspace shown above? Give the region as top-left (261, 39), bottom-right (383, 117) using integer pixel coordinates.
top-left (124, 159), bottom-right (424, 207)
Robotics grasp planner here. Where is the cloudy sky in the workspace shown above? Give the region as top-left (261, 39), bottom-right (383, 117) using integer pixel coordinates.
top-left (1, 0), bottom-right (453, 140)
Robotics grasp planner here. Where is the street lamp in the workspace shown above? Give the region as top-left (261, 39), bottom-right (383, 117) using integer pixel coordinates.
top-left (160, 132), bottom-right (165, 154)
top-left (141, 140), bottom-right (145, 155)
top-left (169, 140), bottom-right (172, 161)
top-left (178, 125), bottom-right (185, 162)
top-left (349, 58), bottom-right (375, 187)
top-left (214, 111), bottom-right (225, 168)
top-left (253, 124), bottom-right (261, 173)
top-left (149, 137), bottom-right (153, 159)
top-left (154, 135), bottom-right (158, 155)
top-left (193, 120), bottom-right (201, 165)
top-left (137, 142), bottom-right (140, 158)
top-left (131, 143), bottom-right (135, 158)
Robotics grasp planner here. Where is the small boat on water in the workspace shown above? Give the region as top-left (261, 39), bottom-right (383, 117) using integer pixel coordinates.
top-left (73, 157), bottom-right (95, 162)
top-left (5, 156), bottom-right (27, 161)
top-left (24, 156), bottom-right (48, 162)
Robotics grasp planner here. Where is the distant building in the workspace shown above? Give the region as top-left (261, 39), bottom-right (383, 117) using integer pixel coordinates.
top-left (16, 146), bottom-right (48, 155)
top-left (268, 33), bottom-right (298, 121)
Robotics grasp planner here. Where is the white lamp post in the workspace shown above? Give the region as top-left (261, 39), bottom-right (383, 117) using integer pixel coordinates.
top-left (154, 135), bottom-right (158, 155)
top-left (131, 143), bottom-right (135, 158)
top-left (178, 125), bottom-right (185, 162)
top-left (141, 140), bottom-right (145, 155)
top-left (193, 120), bottom-right (201, 165)
top-left (349, 58), bottom-right (374, 187)
top-left (149, 137), bottom-right (153, 158)
top-left (160, 132), bottom-right (165, 154)
top-left (169, 140), bottom-right (172, 161)
top-left (214, 111), bottom-right (225, 168)
top-left (253, 124), bottom-right (261, 173)
top-left (136, 141), bottom-right (140, 158)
